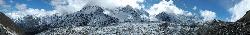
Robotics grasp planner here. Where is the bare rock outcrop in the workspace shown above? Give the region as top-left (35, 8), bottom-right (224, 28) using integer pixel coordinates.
top-left (0, 12), bottom-right (24, 35)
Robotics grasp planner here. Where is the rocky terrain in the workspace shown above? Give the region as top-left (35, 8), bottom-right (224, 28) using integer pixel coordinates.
top-left (0, 5), bottom-right (250, 35)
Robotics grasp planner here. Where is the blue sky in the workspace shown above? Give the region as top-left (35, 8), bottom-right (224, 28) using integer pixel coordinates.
top-left (0, 0), bottom-right (245, 21)
top-left (2, 0), bottom-right (53, 11)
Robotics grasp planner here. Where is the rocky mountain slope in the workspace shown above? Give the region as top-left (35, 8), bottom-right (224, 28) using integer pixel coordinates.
top-left (204, 10), bottom-right (250, 35)
top-left (0, 12), bottom-right (24, 35)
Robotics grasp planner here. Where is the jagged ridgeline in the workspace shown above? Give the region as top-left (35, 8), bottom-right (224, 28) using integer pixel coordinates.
top-left (0, 5), bottom-right (250, 35)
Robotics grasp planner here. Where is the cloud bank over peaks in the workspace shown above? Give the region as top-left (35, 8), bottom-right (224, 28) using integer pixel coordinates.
top-left (229, 0), bottom-right (250, 22)
top-left (50, 0), bottom-right (144, 14)
top-left (51, 0), bottom-right (87, 14)
top-left (6, 0), bottom-right (145, 19)
top-left (200, 10), bottom-right (216, 21)
top-left (15, 4), bottom-right (27, 11)
top-left (6, 4), bottom-right (55, 19)
top-left (146, 0), bottom-right (192, 16)
top-left (146, 0), bottom-right (194, 21)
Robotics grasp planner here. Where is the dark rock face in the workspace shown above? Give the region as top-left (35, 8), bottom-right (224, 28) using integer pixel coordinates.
top-left (79, 6), bottom-right (104, 14)
top-left (155, 12), bottom-right (200, 23)
top-left (156, 12), bottom-right (205, 35)
top-left (0, 12), bottom-right (24, 35)
top-left (0, 24), bottom-right (10, 35)
top-left (78, 6), bottom-right (119, 27)
top-left (15, 15), bottom-right (46, 35)
top-left (156, 12), bottom-right (178, 22)
top-left (203, 10), bottom-right (250, 35)
top-left (202, 20), bottom-right (250, 35)
top-left (156, 12), bottom-right (200, 27)
top-left (237, 10), bottom-right (250, 22)
top-left (156, 10), bottom-right (250, 35)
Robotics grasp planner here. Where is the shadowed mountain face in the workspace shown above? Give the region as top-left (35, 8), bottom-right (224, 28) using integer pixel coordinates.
top-left (237, 10), bottom-right (250, 23)
top-left (0, 5), bottom-right (250, 35)
top-left (0, 12), bottom-right (24, 35)
top-left (203, 10), bottom-right (250, 35)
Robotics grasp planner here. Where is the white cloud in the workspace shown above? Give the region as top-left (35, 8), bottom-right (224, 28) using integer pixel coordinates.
top-left (193, 6), bottom-right (197, 10)
top-left (0, 0), bottom-right (12, 12)
top-left (0, 0), bottom-right (9, 7)
top-left (229, 0), bottom-right (250, 22)
top-left (91, 0), bottom-right (144, 9)
top-left (6, 9), bottom-right (55, 19)
top-left (186, 12), bottom-right (193, 16)
top-left (16, 4), bottom-right (28, 11)
top-left (0, 0), bottom-right (4, 5)
top-left (146, 0), bottom-right (189, 15)
top-left (0, 0), bottom-right (10, 7)
top-left (200, 10), bottom-right (216, 21)
top-left (51, 0), bottom-right (87, 14)
top-left (6, 4), bottom-right (56, 19)
top-left (146, 0), bottom-right (193, 21)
